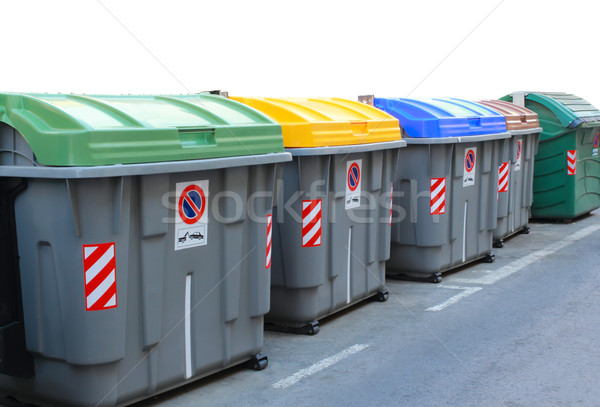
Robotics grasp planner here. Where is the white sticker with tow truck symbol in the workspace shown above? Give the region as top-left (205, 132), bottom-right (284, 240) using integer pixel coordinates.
top-left (175, 180), bottom-right (208, 250)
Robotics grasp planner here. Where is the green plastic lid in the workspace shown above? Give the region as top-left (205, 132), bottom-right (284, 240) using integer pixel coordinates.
top-left (0, 93), bottom-right (284, 166)
top-left (501, 92), bottom-right (600, 129)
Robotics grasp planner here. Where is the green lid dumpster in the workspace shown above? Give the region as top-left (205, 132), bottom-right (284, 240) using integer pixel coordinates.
top-left (478, 100), bottom-right (542, 247)
top-left (232, 96), bottom-right (404, 335)
top-left (501, 92), bottom-right (600, 220)
top-left (0, 93), bottom-right (290, 407)
top-left (371, 97), bottom-right (510, 283)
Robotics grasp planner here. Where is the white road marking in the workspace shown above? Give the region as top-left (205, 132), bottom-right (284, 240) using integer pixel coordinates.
top-left (452, 223), bottom-right (600, 286)
top-left (425, 285), bottom-right (482, 312)
top-left (272, 344), bottom-right (369, 389)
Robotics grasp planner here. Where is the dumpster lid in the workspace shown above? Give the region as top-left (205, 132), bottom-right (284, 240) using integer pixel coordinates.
top-left (373, 97), bottom-right (507, 138)
top-left (477, 100), bottom-right (540, 131)
top-left (502, 92), bottom-right (600, 129)
top-left (0, 93), bottom-right (284, 166)
top-left (230, 97), bottom-right (401, 148)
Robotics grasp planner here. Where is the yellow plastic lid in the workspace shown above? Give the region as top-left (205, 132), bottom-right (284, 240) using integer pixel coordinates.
top-left (230, 97), bottom-right (402, 148)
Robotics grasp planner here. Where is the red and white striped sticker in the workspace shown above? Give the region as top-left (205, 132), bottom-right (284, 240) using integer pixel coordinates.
top-left (302, 199), bottom-right (322, 247)
top-left (567, 150), bottom-right (577, 175)
top-left (430, 178), bottom-right (446, 215)
top-left (389, 183), bottom-right (394, 226)
top-left (83, 242), bottom-right (117, 311)
top-left (265, 214), bottom-right (272, 268)
top-left (498, 162), bottom-right (509, 193)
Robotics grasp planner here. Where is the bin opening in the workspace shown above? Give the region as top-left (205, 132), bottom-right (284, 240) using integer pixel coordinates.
top-left (350, 121), bottom-right (368, 136)
top-left (467, 118), bottom-right (481, 128)
top-left (177, 128), bottom-right (216, 148)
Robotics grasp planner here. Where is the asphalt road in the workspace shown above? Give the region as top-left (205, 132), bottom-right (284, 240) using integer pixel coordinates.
top-left (129, 210), bottom-right (600, 407)
top-left (3, 212), bottom-right (598, 407)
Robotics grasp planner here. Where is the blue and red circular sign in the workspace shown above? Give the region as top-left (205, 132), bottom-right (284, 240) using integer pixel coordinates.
top-left (347, 163), bottom-right (360, 191)
top-left (465, 149), bottom-right (475, 171)
top-left (179, 184), bottom-right (206, 225)
top-left (516, 140), bottom-right (522, 159)
top-left (594, 132), bottom-right (599, 148)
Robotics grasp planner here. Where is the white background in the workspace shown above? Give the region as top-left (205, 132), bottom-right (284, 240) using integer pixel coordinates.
top-left (2, 0), bottom-right (599, 102)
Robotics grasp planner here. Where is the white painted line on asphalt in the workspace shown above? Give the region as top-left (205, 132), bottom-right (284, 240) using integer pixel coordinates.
top-left (272, 344), bottom-right (369, 389)
top-left (452, 223), bottom-right (600, 286)
top-left (425, 285), bottom-right (482, 312)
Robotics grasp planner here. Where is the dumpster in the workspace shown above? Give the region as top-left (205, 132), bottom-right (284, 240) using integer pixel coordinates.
top-left (231, 96), bottom-right (404, 334)
top-left (371, 97), bottom-right (510, 283)
top-left (0, 93), bottom-right (290, 407)
top-left (501, 92), bottom-right (600, 220)
top-left (477, 100), bottom-right (542, 247)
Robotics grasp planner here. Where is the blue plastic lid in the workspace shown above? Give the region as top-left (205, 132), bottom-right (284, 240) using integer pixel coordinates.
top-left (374, 97), bottom-right (508, 138)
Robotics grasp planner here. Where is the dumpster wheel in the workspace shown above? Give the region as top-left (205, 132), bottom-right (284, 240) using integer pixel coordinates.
top-left (519, 226), bottom-right (531, 235)
top-left (247, 353), bottom-right (269, 371)
top-left (374, 288), bottom-right (389, 302)
top-left (303, 321), bottom-right (320, 336)
top-left (264, 321), bottom-right (320, 335)
top-left (493, 239), bottom-right (504, 249)
top-left (484, 252), bottom-right (496, 263)
top-left (388, 272), bottom-right (442, 284)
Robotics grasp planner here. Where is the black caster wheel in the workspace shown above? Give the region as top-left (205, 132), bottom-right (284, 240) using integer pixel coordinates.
top-left (520, 226), bottom-right (531, 235)
top-left (484, 252), bottom-right (496, 263)
top-left (388, 273), bottom-right (442, 284)
top-left (303, 321), bottom-right (320, 336)
top-left (247, 353), bottom-right (268, 371)
top-left (375, 288), bottom-right (389, 302)
top-left (424, 273), bottom-right (443, 283)
top-left (493, 239), bottom-right (504, 249)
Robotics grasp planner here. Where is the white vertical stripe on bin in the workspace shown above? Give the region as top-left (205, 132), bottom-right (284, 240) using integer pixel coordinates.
top-left (346, 228), bottom-right (352, 304)
top-left (185, 274), bottom-right (192, 379)
top-left (462, 202), bottom-right (468, 263)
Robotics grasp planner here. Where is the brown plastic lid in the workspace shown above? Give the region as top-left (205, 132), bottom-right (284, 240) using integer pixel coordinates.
top-left (478, 99), bottom-right (540, 131)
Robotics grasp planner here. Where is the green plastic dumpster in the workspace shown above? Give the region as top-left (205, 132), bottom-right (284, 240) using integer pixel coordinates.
top-left (0, 93), bottom-right (290, 407)
top-left (501, 92), bottom-right (600, 219)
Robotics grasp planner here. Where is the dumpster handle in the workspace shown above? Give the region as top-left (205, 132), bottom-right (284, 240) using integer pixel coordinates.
top-left (538, 128), bottom-right (575, 143)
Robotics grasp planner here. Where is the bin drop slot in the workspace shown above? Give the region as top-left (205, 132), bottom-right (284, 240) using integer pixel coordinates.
top-left (350, 121), bottom-right (368, 136)
top-left (178, 128), bottom-right (216, 148)
top-left (467, 118), bottom-right (481, 128)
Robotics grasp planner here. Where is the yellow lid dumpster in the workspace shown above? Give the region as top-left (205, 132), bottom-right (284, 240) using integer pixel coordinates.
top-left (232, 96), bottom-right (405, 335)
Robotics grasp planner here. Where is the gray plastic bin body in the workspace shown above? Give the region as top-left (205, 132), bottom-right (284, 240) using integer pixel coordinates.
top-left (387, 134), bottom-right (510, 281)
top-left (493, 129), bottom-right (541, 243)
top-left (0, 127), bottom-right (289, 406)
top-left (269, 141), bottom-right (403, 331)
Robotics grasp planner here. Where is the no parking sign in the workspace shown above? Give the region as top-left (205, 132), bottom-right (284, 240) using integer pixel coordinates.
top-left (463, 147), bottom-right (477, 187)
top-left (345, 160), bottom-right (362, 209)
top-left (175, 180), bottom-right (209, 250)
